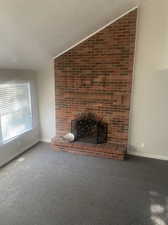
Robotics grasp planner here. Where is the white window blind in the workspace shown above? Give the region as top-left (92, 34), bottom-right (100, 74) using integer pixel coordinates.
top-left (0, 82), bottom-right (32, 143)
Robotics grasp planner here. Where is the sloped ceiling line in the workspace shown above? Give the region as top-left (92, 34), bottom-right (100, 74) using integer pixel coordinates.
top-left (53, 6), bottom-right (138, 60)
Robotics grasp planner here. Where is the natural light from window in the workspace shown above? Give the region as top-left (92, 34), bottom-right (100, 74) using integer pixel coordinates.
top-left (0, 82), bottom-right (32, 144)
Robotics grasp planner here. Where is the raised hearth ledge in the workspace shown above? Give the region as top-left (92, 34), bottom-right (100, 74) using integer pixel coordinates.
top-left (51, 137), bottom-right (127, 160)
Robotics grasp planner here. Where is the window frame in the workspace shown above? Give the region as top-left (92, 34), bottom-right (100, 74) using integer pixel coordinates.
top-left (0, 81), bottom-right (33, 145)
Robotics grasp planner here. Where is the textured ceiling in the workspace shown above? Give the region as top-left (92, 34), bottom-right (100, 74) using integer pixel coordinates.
top-left (0, 0), bottom-right (139, 70)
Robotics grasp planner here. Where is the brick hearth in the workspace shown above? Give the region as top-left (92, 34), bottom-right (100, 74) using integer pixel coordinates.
top-left (52, 9), bottom-right (137, 160)
top-left (52, 137), bottom-right (126, 160)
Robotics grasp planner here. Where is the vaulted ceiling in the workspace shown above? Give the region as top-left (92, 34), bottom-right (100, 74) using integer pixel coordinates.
top-left (0, 0), bottom-right (140, 70)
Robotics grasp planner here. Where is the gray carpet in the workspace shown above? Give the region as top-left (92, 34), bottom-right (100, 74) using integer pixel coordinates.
top-left (0, 142), bottom-right (168, 225)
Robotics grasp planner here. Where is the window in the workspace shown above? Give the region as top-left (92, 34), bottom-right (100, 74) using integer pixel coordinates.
top-left (0, 82), bottom-right (32, 144)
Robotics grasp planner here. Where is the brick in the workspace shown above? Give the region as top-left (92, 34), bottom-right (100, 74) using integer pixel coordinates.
top-left (53, 10), bottom-right (137, 160)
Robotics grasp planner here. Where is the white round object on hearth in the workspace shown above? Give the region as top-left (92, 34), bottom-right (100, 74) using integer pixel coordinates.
top-left (62, 133), bottom-right (75, 142)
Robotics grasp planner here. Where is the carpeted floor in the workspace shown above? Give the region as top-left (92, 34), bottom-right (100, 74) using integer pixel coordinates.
top-left (0, 142), bottom-right (168, 225)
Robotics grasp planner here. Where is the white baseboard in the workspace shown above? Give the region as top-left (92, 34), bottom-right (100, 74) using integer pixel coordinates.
top-left (40, 139), bottom-right (168, 161)
top-left (40, 139), bottom-right (51, 143)
top-left (20, 139), bottom-right (40, 154)
top-left (128, 151), bottom-right (168, 161)
top-left (0, 139), bottom-right (40, 168)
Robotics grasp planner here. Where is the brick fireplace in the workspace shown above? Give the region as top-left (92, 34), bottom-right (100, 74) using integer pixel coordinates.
top-left (52, 9), bottom-right (137, 160)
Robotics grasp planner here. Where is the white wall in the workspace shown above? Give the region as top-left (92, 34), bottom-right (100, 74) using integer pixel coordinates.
top-left (128, 0), bottom-right (168, 160)
top-left (0, 70), bottom-right (40, 166)
top-left (37, 62), bottom-right (55, 142)
top-left (38, 0), bottom-right (168, 160)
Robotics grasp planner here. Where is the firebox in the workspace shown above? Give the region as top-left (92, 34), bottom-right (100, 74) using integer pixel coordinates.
top-left (71, 113), bottom-right (108, 144)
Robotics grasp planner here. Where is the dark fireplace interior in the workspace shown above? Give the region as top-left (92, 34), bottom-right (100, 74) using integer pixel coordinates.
top-left (71, 113), bottom-right (108, 144)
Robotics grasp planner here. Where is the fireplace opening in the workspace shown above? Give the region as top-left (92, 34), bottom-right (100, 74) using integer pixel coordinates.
top-left (71, 113), bottom-right (108, 144)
